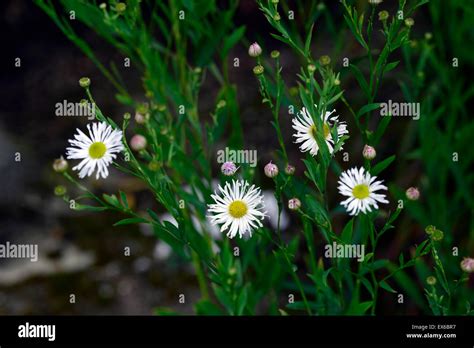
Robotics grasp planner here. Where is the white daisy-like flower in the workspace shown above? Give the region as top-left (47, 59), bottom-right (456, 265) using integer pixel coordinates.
top-left (66, 122), bottom-right (124, 179)
top-left (207, 180), bottom-right (266, 239)
top-left (338, 167), bottom-right (388, 216)
top-left (292, 105), bottom-right (348, 156)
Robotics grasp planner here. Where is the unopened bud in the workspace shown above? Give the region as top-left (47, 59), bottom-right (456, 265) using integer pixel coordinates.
top-left (79, 77), bottom-right (90, 88)
top-left (362, 145), bottom-right (376, 160)
top-left (248, 42), bottom-right (262, 57)
top-left (405, 18), bottom-right (414, 27)
top-left (253, 65), bottom-right (264, 75)
top-left (319, 55), bottom-right (331, 66)
top-left (432, 229), bottom-right (444, 241)
top-left (54, 185), bottom-right (67, 196)
top-left (288, 198), bottom-right (301, 211)
top-left (264, 162), bottom-right (279, 178)
top-left (135, 112), bottom-right (149, 125)
top-left (115, 2), bottom-right (126, 13)
top-left (378, 10), bottom-right (389, 21)
top-left (221, 161), bottom-right (238, 176)
top-left (285, 164), bottom-right (295, 175)
top-left (53, 156), bottom-right (68, 173)
top-left (130, 134), bottom-right (147, 151)
top-left (425, 225), bottom-right (436, 235)
top-left (460, 258), bottom-right (474, 273)
top-left (406, 187), bottom-right (420, 201)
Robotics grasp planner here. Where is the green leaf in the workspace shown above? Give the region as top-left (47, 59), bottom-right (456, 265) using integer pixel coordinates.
top-left (113, 217), bottom-right (148, 226)
top-left (383, 61), bottom-right (400, 74)
top-left (371, 155), bottom-right (396, 176)
top-left (73, 203), bottom-right (108, 212)
top-left (102, 193), bottom-right (120, 208)
top-left (372, 115), bottom-right (392, 145)
top-left (379, 280), bottom-right (397, 293)
top-left (341, 218), bottom-right (354, 243)
top-left (195, 299), bottom-right (224, 315)
top-left (349, 64), bottom-right (370, 98)
top-left (220, 26), bottom-right (245, 59)
top-left (304, 23), bottom-right (315, 57)
top-left (352, 301), bottom-right (373, 315)
top-left (357, 103), bottom-right (381, 119)
top-left (235, 286), bottom-right (248, 315)
top-left (119, 191), bottom-right (129, 210)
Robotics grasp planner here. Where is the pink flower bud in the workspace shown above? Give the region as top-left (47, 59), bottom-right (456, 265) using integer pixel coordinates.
top-left (362, 144), bottom-right (376, 160)
top-left (285, 164), bottom-right (295, 175)
top-left (248, 42), bottom-right (262, 57)
top-left (134, 112), bottom-right (148, 125)
top-left (130, 134), bottom-right (147, 151)
top-left (461, 258), bottom-right (474, 273)
top-left (264, 162), bottom-right (279, 178)
top-left (288, 198), bottom-right (301, 211)
top-left (406, 187), bottom-right (420, 201)
top-left (221, 161), bottom-right (238, 176)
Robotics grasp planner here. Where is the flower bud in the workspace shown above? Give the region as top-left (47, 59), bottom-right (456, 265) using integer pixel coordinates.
top-left (369, 0), bottom-right (383, 5)
top-left (221, 161), bottom-right (238, 176)
top-left (319, 55), bottom-right (331, 66)
top-left (424, 32), bottom-right (432, 40)
top-left (285, 164), bottom-right (295, 175)
top-left (253, 65), bottom-right (264, 75)
top-left (425, 225), bottom-right (436, 235)
top-left (264, 161), bottom-right (279, 178)
top-left (288, 198), bottom-right (301, 211)
top-left (406, 187), bottom-right (420, 201)
top-left (271, 0), bottom-right (279, 4)
top-left (79, 77), bottom-right (91, 88)
top-left (148, 160), bottom-right (161, 171)
top-left (426, 276), bottom-right (437, 286)
top-left (135, 112), bottom-right (149, 125)
top-left (216, 100), bottom-right (226, 109)
top-left (460, 258), bottom-right (474, 273)
top-left (123, 112), bottom-right (131, 120)
top-left (378, 10), bottom-right (389, 21)
top-left (99, 3), bottom-right (107, 10)
top-left (432, 229), bottom-right (444, 241)
top-left (248, 42), bottom-right (262, 57)
top-left (53, 156), bottom-right (68, 173)
top-left (308, 64), bottom-right (316, 74)
top-left (405, 18), bottom-right (415, 27)
top-left (130, 134), bottom-right (147, 151)
top-left (362, 144), bottom-right (376, 160)
top-left (273, 13), bottom-right (281, 21)
top-left (115, 2), bottom-right (126, 13)
top-left (54, 185), bottom-right (67, 196)
top-left (271, 50), bottom-right (280, 59)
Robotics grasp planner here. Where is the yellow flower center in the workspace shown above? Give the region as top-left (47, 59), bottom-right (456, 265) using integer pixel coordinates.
top-left (352, 184), bottom-right (370, 199)
top-left (228, 200), bottom-right (248, 218)
top-left (310, 123), bottom-right (331, 140)
top-left (89, 142), bottom-right (107, 159)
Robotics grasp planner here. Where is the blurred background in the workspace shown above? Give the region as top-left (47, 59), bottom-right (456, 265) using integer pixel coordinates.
top-left (1, 0), bottom-right (473, 315)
